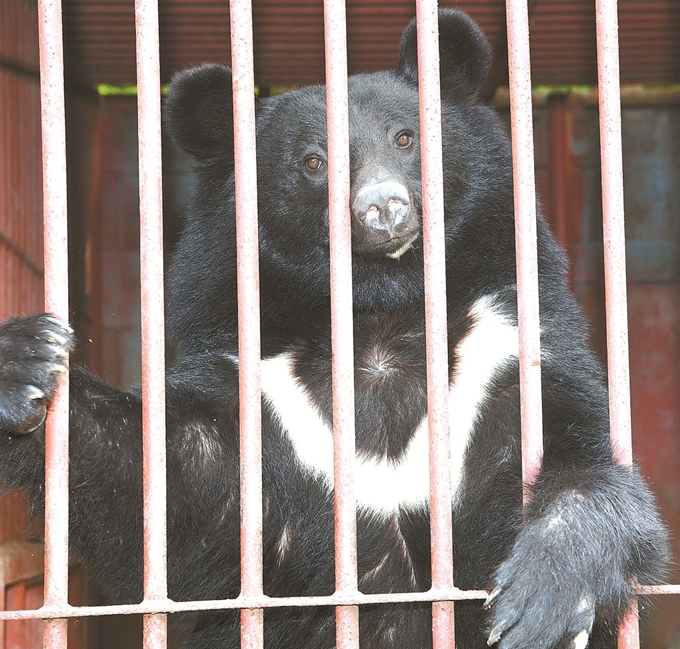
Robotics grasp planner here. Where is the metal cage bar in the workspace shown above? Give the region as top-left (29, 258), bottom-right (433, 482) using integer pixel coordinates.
top-left (594, 0), bottom-right (640, 646)
top-left (414, 2), bottom-right (455, 648)
top-left (595, 1), bottom-right (632, 465)
top-left (135, 0), bottom-right (169, 646)
top-left (505, 0), bottom-right (544, 498)
top-left (20, 0), bottom-right (679, 647)
top-left (323, 0), bottom-right (360, 647)
top-left (38, 0), bottom-right (70, 646)
top-left (1, 583), bottom-right (679, 622)
top-left (230, 0), bottom-right (265, 646)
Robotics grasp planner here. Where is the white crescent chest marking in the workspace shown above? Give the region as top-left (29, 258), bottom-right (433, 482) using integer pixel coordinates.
top-left (259, 296), bottom-right (519, 514)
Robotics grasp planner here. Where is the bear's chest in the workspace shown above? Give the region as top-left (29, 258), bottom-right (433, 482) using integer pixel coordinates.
top-left (260, 295), bottom-right (519, 515)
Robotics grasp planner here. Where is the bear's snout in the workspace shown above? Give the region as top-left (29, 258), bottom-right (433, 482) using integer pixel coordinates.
top-left (351, 181), bottom-right (419, 257)
top-left (353, 181), bottom-right (410, 234)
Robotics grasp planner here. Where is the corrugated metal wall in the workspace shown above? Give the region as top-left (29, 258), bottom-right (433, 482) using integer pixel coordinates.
top-left (0, 0), bottom-right (44, 322)
top-left (0, 0), bottom-right (45, 553)
top-left (0, 1), bottom-right (102, 646)
top-left (54, 0), bottom-right (680, 87)
top-left (528, 95), bottom-right (680, 648)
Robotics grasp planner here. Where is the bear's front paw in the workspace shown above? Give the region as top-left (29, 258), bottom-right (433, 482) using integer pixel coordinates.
top-left (0, 314), bottom-right (73, 434)
top-left (485, 537), bottom-right (598, 649)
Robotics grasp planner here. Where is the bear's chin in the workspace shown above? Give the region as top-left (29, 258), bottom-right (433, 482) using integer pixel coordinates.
top-left (386, 234), bottom-right (420, 260)
top-left (354, 232), bottom-right (421, 261)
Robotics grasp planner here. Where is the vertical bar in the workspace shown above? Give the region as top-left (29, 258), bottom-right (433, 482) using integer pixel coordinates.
top-left (0, 560), bottom-right (5, 648)
top-left (505, 0), bottom-right (544, 497)
top-left (595, 0), bottom-right (632, 465)
top-left (415, 3), bottom-right (454, 648)
top-left (134, 0), bottom-right (168, 646)
top-left (229, 0), bottom-right (264, 646)
top-left (142, 615), bottom-right (168, 649)
top-left (323, 0), bottom-right (358, 647)
top-left (594, 1), bottom-right (638, 646)
top-left (37, 0), bottom-right (69, 646)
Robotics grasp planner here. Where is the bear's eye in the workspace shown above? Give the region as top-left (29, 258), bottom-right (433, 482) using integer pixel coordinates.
top-left (395, 132), bottom-right (413, 148)
top-left (305, 157), bottom-right (324, 171)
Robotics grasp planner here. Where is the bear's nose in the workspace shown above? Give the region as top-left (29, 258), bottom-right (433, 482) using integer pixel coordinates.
top-left (352, 181), bottom-right (410, 237)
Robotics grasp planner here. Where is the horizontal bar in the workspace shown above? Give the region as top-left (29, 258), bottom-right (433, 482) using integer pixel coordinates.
top-left (0, 583), bottom-right (676, 621)
top-left (2, 581), bottom-right (677, 623)
top-left (0, 589), bottom-right (489, 620)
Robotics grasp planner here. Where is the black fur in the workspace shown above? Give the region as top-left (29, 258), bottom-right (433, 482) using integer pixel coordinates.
top-left (0, 10), bottom-right (668, 649)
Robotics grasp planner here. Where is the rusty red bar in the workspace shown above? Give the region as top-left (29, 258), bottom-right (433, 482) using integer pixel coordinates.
top-left (595, 0), bottom-right (632, 465)
top-left (414, 1), bottom-right (454, 648)
top-left (3, 581), bottom-right (680, 622)
top-left (594, 1), bottom-right (638, 647)
top-left (37, 0), bottom-right (70, 645)
top-left (143, 615), bottom-right (168, 649)
top-left (323, 0), bottom-right (359, 646)
top-left (134, 0), bottom-right (168, 646)
top-left (505, 0), bottom-right (544, 496)
top-left (229, 0), bottom-right (264, 645)
top-left (0, 586), bottom-right (489, 621)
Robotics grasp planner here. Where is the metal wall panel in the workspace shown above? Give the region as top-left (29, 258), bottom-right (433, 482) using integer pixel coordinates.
top-left (52, 0), bottom-right (680, 87)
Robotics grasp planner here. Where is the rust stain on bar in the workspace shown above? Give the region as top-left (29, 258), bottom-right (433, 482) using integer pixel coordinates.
top-left (336, 606), bottom-right (359, 649)
top-left (134, 6), bottom-right (169, 641)
top-left (595, 1), bottom-right (638, 646)
top-left (505, 0), bottom-right (544, 497)
top-left (432, 601), bottom-right (455, 649)
top-left (323, 0), bottom-right (358, 645)
top-left (230, 0), bottom-right (264, 646)
top-left (37, 2), bottom-right (70, 647)
top-left (241, 609), bottom-right (264, 649)
top-left (43, 618), bottom-right (68, 649)
top-left (143, 614), bottom-right (168, 649)
top-left (415, 1), bottom-right (454, 648)
top-left (618, 603), bottom-right (640, 649)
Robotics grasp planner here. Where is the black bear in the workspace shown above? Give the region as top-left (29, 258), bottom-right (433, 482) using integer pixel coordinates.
top-left (0, 9), bottom-right (668, 649)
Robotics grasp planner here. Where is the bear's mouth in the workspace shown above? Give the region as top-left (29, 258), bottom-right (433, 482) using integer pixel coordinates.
top-left (354, 226), bottom-right (421, 260)
top-left (386, 233), bottom-right (420, 259)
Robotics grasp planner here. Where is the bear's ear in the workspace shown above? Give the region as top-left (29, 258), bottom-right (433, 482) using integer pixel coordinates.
top-left (164, 63), bottom-right (234, 161)
top-left (396, 9), bottom-right (492, 103)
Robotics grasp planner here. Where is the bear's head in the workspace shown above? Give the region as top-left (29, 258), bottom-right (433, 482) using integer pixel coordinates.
top-left (164, 10), bottom-right (516, 351)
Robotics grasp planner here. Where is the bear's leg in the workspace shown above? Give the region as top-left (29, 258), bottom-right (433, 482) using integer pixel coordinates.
top-left (0, 314), bottom-right (242, 604)
top-left (486, 462), bottom-right (668, 649)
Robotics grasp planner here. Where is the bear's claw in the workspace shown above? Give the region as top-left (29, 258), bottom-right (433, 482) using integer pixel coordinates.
top-left (483, 587), bottom-right (501, 610)
top-left (0, 314), bottom-right (73, 435)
